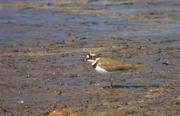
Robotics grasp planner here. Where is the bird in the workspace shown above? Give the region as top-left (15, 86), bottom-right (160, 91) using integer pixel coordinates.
top-left (85, 53), bottom-right (143, 88)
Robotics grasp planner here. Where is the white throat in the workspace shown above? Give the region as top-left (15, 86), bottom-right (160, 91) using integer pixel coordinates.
top-left (87, 57), bottom-right (101, 66)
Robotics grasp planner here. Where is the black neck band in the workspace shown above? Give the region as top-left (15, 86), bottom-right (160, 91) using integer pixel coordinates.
top-left (92, 61), bottom-right (98, 68)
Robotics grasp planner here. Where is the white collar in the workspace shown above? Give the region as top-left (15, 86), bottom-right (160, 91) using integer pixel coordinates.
top-left (92, 57), bottom-right (101, 66)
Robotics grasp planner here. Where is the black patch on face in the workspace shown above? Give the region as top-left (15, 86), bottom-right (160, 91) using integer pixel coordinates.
top-left (86, 54), bottom-right (96, 60)
top-left (92, 61), bottom-right (98, 68)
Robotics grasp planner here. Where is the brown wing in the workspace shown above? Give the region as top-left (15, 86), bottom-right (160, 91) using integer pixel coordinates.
top-left (97, 58), bottom-right (135, 72)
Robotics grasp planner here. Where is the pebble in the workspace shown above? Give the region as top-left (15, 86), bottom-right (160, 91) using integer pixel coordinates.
top-left (17, 100), bottom-right (24, 104)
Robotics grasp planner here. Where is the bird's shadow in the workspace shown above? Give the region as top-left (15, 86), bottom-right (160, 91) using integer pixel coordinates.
top-left (103, 83), bottom-right (159, 89)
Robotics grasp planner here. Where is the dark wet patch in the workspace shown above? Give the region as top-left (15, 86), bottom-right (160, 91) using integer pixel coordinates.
top-left (106, 83), bottom-right (159, 89)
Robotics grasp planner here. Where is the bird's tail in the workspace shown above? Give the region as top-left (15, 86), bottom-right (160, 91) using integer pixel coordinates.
top-left (133, 64), bottom-right (145, 74)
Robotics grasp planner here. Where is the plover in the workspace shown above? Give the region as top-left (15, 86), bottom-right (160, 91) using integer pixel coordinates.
top-left (86, 53), bottom-right (142, 88)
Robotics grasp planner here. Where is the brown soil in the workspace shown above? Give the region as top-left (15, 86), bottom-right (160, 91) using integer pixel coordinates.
top-left (0, 0), bottom-right (179, 116)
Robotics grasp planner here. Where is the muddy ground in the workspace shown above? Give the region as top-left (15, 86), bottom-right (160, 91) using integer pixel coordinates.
top-left (0, 0), bottom-right (180, 116)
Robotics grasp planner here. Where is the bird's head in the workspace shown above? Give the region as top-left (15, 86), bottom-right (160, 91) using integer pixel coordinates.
top-left (85, 53), bottom-right (100, 64)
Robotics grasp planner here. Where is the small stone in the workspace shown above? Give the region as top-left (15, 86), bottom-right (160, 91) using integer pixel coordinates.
top-left (162, 61), bottom-right (170, 65)
top-left (17, 100), bottom-right (24, 104)
top-left (47, 3), bottom-right (53, 6)
top-left (48, 108), bottom-right (77, 116)
top-left (52, 72), bottom-right (56, 75)
top-left (175, 102), bottom-right (180, 105)
top-left (95, 83), bottom-right (100, 86)
top-left (55, 90), bottom-right (62, 95)
top-left (26, 74), bottom-right (30, 78)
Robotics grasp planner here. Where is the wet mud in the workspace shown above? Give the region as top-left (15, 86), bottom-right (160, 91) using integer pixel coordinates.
top-left (0, 0), bottom-right (179, 116)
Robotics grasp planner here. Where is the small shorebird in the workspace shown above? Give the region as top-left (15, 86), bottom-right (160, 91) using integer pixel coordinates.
top-left (86, 53), bottom-right (142, 88)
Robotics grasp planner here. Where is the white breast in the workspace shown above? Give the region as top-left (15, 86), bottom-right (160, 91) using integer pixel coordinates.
top-left (95, 65), bottom-right (108, 74)
top-left (87, 59), bottom-right (95, 64)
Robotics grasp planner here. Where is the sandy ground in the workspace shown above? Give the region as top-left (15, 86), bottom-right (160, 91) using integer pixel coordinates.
top-left (0, 0), bottom-right (180, 116)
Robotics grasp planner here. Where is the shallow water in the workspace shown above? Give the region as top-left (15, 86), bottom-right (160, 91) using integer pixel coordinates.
top-left (0, 0), bottom-right (180, 42)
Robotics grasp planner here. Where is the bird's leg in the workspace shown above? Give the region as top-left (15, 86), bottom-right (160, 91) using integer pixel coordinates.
top-left (109, 76), bottom-right (114, 88)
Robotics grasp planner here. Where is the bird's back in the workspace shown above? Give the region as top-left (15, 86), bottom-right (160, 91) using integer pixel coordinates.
top-left (97, 58), bottom-right (137, 72)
